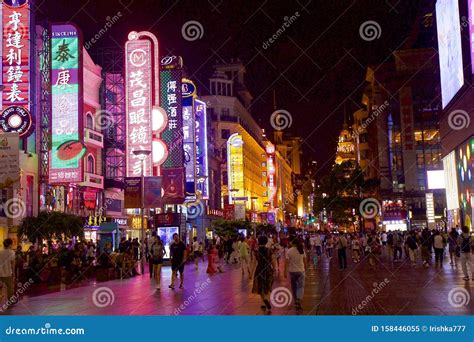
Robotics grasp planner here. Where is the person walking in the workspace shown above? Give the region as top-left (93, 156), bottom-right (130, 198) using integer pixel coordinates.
top-left (386, 231), bottom-right (394, 262)
top-left (285, 237), bottom-right (307, 310)
top-left (314, 232), bottom-right (322, 257)
top-left (0, 238), bottom-right (16, 309)
top-left (393, 231), bottom-right (403, 262)
top-left (433, 230), bottom-right (446, 267)
top-left (448, 228), bottom-right (459, 267)
top-left (351, 235), bottom-right (361, 263)
top-left (192, 237), bottom-right (201, 270)
top-left (252, 236), bottom-right (274, 312)
top-left (336, 233), bottom-right (348, 270)
top-left (457, 226), bottom-right (473, 280)
top-left (406, 231), bottom-right (419, 266)
top-left (326, 235), bottom-right (334, 258)
top-left (169, 234), bottom-right (187, 289)
top-left (151, 236), bottom-right (166, 289)
top-left (239, 237), bottom-right (251, 277)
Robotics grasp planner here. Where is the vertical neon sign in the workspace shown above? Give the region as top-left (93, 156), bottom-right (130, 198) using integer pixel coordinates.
top-left (182, 78), bottom-right (196, 197)
top-left (125, 38), bottom-right (153, 177)
top-left (266, 142), bottom-right (276, 210)
top-left (49, 23), bottom-right (83, 183)
top-left (227, 133), bottom-right (244, 203)
top-left (194, 99), bottom-right (208, 199)
top-left (1, 0), bottom-right (33, 137)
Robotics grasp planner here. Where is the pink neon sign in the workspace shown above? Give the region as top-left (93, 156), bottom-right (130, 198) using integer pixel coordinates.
top-left (125, 38), bottom-right (153, 177)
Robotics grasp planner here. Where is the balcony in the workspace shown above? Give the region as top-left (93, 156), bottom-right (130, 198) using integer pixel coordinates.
top-left (81, 172), bottom-right (104, 189)
top-left (84, 128), bottom-right (104, 148)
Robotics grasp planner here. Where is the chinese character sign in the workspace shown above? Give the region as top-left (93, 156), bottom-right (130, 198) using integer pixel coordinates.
top-left (266, 142), bottom-right (276, 209)
top-left (159, 59), bottom-right (183, 169)
top-left (182, 78), bottom-right (196, 196)
top-left (125, 39), bottom-right (153, 177)
top-left (1, 0), bottom-right (32, 136)
top-left (49, 24), bottom-right (83, 183)
top-left (227, 134), bottom-right (244, 203)
top-left (194, 99), bottom-right (209, 199)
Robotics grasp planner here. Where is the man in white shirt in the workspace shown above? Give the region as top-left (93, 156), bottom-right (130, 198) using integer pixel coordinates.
top-left (0, 238), bottom-right (16, 307)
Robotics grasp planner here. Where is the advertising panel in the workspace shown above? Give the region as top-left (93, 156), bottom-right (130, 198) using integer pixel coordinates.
top-left (436, 0), bottom-right (464, 108)
top-left (443, 151), bottom-right (459, 210)
top-left (182, 78), bottom-right (196, 197)
top-left (125, 38), bottom-right (153, 177)
top-left (1, 0), bottom-right (32, 138)
top-left (124, 177), bottom-right (141, 208)
top-left (160, 56), bottom-right (183, 168)
top-left (227, 133), bottom-right (244, 203)
top-left (456, 136), bottom-right (474, 229)
top-left (194, 99), bottom-right (209, 199)
top-left (49, 23), bottom-right (83, 183)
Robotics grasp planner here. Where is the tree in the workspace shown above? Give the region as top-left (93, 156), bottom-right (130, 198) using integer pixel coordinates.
top-left (18, 211), bottom-right (84, 243)
top-left (314, 160), bottom-right (379, 227)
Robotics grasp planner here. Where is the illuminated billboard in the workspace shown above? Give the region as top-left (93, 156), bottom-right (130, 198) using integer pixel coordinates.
top-left (160, 56), bottom-right (183, 169)
top-left (49, 24), bottom-right (84, 183)
top-left (194, 99), bottom-right (209, 199)
top-left (456, 136), bottom-right (474, 229)
top-left (426, 169), bottom-right (445, 190)
top-left (436, 0), bottom-right (464, 108)
top-left (227, 133), bottom-right (244, 203)
top-left (1, 0), bottom-right (33, 137)
top-left (266, 142), bottom-right (276, 209)
top-left (443, 151), bottom-right (459, 211)
top-left (182, 78), bottom-right (196, 197)
top-left (469, 0), bottom-right (474, 74)
top-left (125, 38), bottom-right (153, 177)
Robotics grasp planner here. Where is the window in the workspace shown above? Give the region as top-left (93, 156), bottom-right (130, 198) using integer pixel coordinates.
top-left (86, 154), bottom-right (95, 174)
top-left (221, 129), bottom-right (230, 139)
top-left (221, 108), bottom-right (230, 116)
top-left (86, 112), bottom-right (94, 129)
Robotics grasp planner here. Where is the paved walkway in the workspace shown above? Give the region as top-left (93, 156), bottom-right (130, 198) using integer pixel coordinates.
top-left (5, 249), bottom-right (473, 315)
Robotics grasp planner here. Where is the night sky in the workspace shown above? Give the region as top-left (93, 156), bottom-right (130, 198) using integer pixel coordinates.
top-left (36, 0), bottom-right (426, 176)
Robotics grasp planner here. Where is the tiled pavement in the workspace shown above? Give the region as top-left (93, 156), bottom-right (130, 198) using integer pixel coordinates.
top-left (5, 249), bottom-right (473, 315)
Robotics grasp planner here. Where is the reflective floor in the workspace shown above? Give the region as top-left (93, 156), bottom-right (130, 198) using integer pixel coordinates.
top-left (5, 249), bottom-right (473, 315)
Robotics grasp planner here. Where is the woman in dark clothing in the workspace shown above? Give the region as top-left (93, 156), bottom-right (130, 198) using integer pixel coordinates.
top-left (252, 236), bottom-right (274, 312)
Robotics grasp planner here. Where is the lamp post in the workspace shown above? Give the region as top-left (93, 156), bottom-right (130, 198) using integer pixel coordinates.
top-left (132, 149), bottom-right (151, 275)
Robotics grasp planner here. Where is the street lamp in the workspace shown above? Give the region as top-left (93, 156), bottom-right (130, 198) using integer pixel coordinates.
top-left (132, 149), bottom-right (151, 275)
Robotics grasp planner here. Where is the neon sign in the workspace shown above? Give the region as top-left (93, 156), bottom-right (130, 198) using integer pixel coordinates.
top-left (49, 24), bottom-right (84, 183)
top-left (182, 78), bottom-right (196, 197)
top-left (266, 142), bottom-right (276, 209)
top-left (125, 37), bottom-right (153, 176)
top-left (195, 99), bottom-right (208, 199)
top-left (227, 133), bottom-right (244, 203)
top-left (1, 0), bottom-right (32, 137)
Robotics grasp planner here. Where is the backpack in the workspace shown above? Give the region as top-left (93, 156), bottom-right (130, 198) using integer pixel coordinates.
top-left (461, 236), bottom-right (471, 253)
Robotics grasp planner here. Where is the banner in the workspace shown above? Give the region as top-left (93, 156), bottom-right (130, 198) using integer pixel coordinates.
top-left (49, 23), bottom-right (83, 183)
top-left (0, 132), bottom-right (19, 189)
